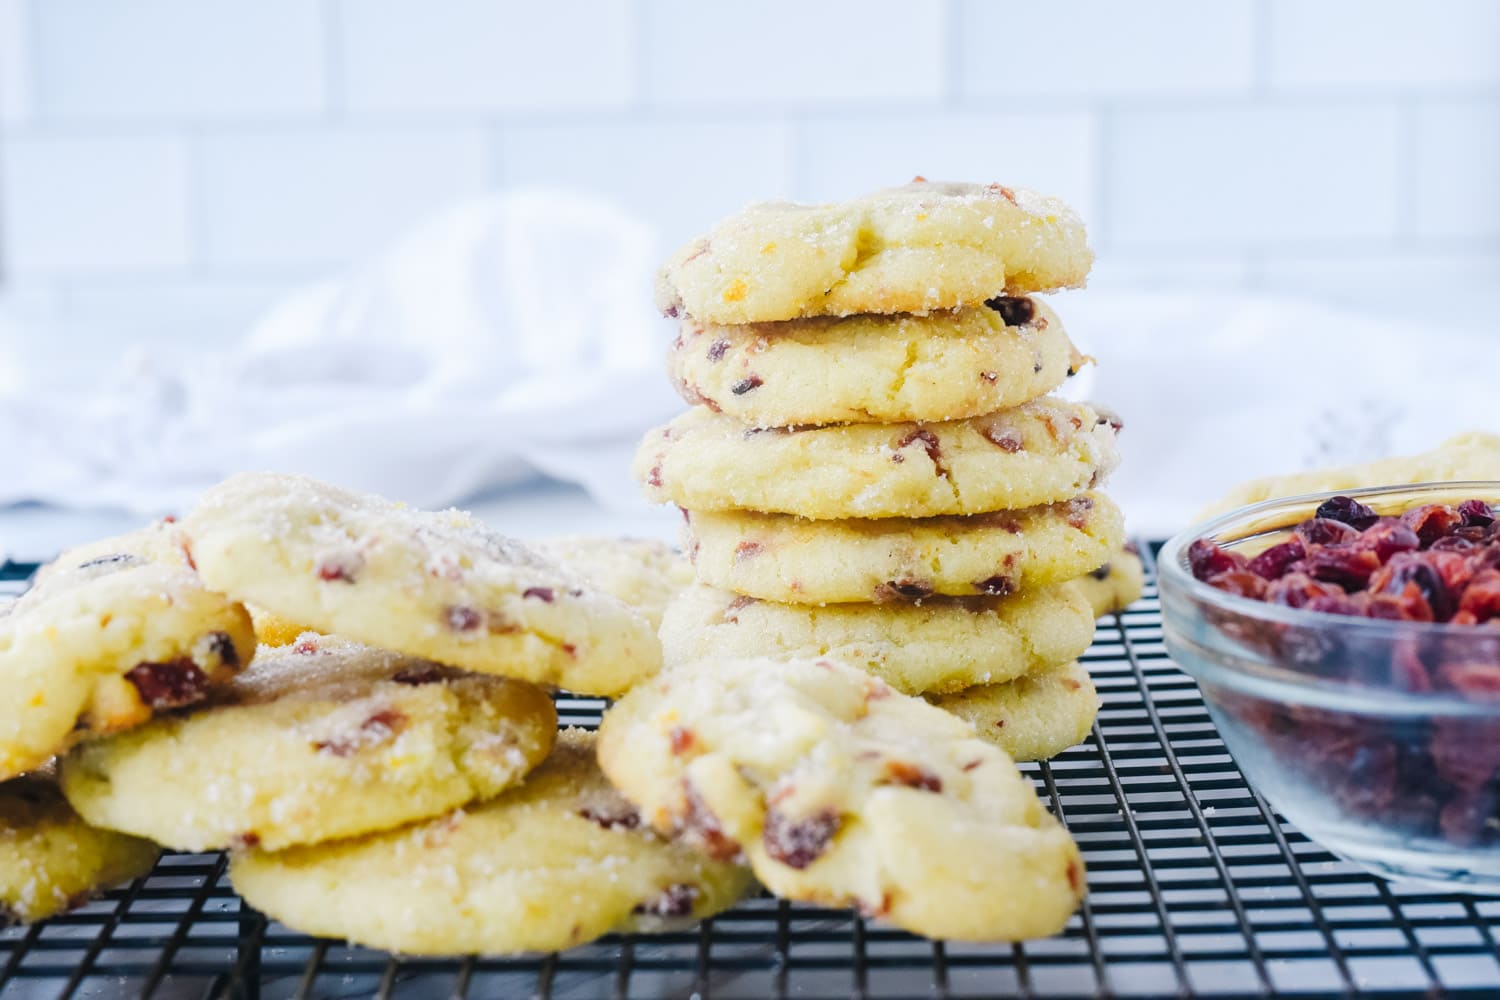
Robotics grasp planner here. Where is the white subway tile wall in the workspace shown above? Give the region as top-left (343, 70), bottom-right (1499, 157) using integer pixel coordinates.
top-left (1, 0), bottom-right (1497, 349)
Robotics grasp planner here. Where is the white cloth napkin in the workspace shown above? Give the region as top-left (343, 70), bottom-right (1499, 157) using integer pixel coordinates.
top-left (0, 191), bottom-right (1492, 542)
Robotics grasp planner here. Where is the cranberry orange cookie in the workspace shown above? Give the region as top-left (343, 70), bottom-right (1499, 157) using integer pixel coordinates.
top-left (62, 635), bottom-right (556, 852)
top-left (182, 473), bottom-right (660, 697)
top-left (598, 657), bottom-right (1084, 941)
top-left (659, 582), bottom-right (1094, 696)
top-left (669, 296), bottom-right (1087, 427)
top-left (0, 775), bottom-right (158, 925)
top-left (231, 730), bottom-right (753, 955)
top-left (0, 549), bottom-right (254, 780)
top-left (930, 661), bottom-right (1099, 762)
top-left (638, 398), bottom-right (1117, 519)
top-left (532, 535), bottom-right (693, 631)
top-left (685, 493), bottom-right (1123, 605)
top-left (655, 180), bottom-right (1093, 324)
top-left (1076, 543), bottom-right (1145, 618)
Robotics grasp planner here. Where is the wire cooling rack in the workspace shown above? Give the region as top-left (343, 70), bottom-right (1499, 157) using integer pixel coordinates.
top-left (5, 548), bottom-right (1500, 1000)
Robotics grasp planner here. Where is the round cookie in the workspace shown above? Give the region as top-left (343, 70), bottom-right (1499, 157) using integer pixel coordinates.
top-left (1076, 544), bottom-right (1145, 618)
top-left (182, 473), bottom-right (661, 697)
top-left (660, 582), bottom-right (1094, 695)
top-left (684, 492), bottom-right (1123, 605)
top-left (0, 775), bottom-right (158, 925)
top-left (1, 545), bottom-right (255, 781)
top-left (655, 180), bottom-right (1093, 324)
top-left (668, 296), bottom-right (1088, 427)
top-left (598, 657), bottom-right (1084, 942)
top-left (61, 635), bottom-right (557, 852)
top-left (931, 661), bottom-right (1099, 762)
top-left (532, 535), bottom-right (693, 631)
top-left (637, 397), bottom-right (1119, 519)
top-left (230, 730), bottom-right (753, 955)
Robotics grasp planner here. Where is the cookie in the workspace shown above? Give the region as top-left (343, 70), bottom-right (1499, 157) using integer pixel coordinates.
top-left (230, 730), bottom-right (753, 955)
top-left (61, 635), bottom-right (557, 852)
top-left (685, 492), bottom-right (1123, 605)
top-left (1197, 431), bottom-right (1500, 522)
top-left (638, 397), bottom-right (1118, 520)
top-left (1, 543), bottom-right (255, 781)
top-left (660, 581), bottom-right (1094, 696)
top-left (1076, 544), bottom-right (1145, 618)
top-left (930, 661), bottom-right (1099, 762)
top-left (655, 180), bottom-right (1093, 324)
top-left (0, 775), bottom-right (157, 925)
top-left (668, 296), bottom-right (1088, 427)
top-left (597, 657), bottom-right (1084, 941)
top-left (182, 473), bottom-right (660, 697)
top-left (531, 536), bottom-right (693, 631)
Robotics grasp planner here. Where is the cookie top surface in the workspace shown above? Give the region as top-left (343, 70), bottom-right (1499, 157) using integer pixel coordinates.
top-left (229, 729), bottom-right (753, 956)
top-left (655, 180), bottom-right (1093, 324)
top-left (669, 296), bottom-right (1087, 427)
top-left (0, 776), bottom-right (158, 924)
top-left (1, 539), bottom-right (255, 780)
top-left (531, 535), bottom-right (693, 631)
top-left (1076, 544), bottom-right (1145, 618)
top-left (598, 657), bottom-right (1084, 941)
top-left (684, 492), bottom-right (1124, 605)
top-left (638, 397), bottom-right (1118, 519)
top-left (182, 473), bottom-right (661, 697)
top-left (61, 635), bottom-right (558, 852)
top-left (930, 660), bottom-right (1099, 763)
top-left (660, 581), bottom-right (1094, 695)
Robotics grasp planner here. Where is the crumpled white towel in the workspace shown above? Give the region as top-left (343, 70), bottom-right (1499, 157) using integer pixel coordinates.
top-left (0, 191), bottom-right (682, 516)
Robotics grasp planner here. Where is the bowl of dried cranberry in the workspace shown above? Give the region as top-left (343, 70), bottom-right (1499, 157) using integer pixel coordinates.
top-left (1158, 482), bottom-right (1500, 891)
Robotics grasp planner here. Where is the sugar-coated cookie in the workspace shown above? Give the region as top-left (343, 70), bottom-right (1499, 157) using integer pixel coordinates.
top-left (1, 541), bottom-right (255, 780)
top-left (231, 730), bottom-right (753, 955)
top-left (61, 635), bottom-right (557, 851)
top-left (0, 775), bottom-right (157, 925)
top-left (668, 296), bottom-right (1086, 427)
top-left (531, 535), bottom-right (693, 631)
top-left (684, 492), bottom-right (1123, 605)
top-left (660, 581), bottom-right (1094, 695)
top-left (598, 657), bottom-right (1084, 941)
top-left (931, 661), bottom-right (1099, 762)
top-left (655, 180), bottom-right (1093, 324)
top-left (1075, 544), bottom-right (1145, 618)
top-left (638, 397), bottom-right (1118, 519)
top-left (182, 473), bottom-right (660, 697)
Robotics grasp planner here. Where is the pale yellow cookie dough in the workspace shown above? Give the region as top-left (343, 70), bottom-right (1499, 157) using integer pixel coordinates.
top-left (931, 661), bottom-right (1099, 762)
top-left (0, 775), bottom-right (157, 925)
top-left (1075, 545), bottom-right (1145, 618)
top-left (668, 296), bottom-right (1088, 427)
top-left (660, 581), bottom-right (1094, 695)
top-left (231, 730), bottom-right (753, 955)
top-left (1, 545), bottom-right (255, 781)
top-left (61, 635), bottom-right (557, 852)
top-left (598, 657), bottom-right (1084, 942)
top-left (655, 180), bottom-right (1093, 324)
top-left (684, 492), bottom-right (1123, 605)
top-left (638, 397), bottom-right (1119, 519)
top-left (532, 535), bottom-right (693, 631)
top-left (182, 473), bottom-right (660, 697)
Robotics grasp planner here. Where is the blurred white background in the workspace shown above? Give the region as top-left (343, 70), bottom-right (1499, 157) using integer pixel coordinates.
top-left (0, 0), bottom-right (1497, 548)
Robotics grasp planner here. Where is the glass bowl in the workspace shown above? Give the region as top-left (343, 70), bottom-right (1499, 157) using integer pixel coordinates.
top-left (1158, 482), bottom-right (1500, 892)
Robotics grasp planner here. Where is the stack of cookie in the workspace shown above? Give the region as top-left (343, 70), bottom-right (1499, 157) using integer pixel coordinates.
top-left (637, 179), bottom-right (1126, 762)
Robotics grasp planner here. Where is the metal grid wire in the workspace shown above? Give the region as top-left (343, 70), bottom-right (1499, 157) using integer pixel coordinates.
top-left (5, 547), bottom-right (1500, 999)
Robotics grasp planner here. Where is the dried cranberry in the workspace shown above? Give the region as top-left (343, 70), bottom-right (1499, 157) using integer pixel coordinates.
top-left (762, 808), bottom-right (840, 869)
top-left (879, 760), bottom-right (943, 792)
top-left (1459, 499), bottom-right (1495, 527)
top-left (983, 295), bottom-right (1036, 327)
top-left (1204, 570), bottom-right (1268, 600)
top-left (392, 665), bottom-right (448, 686)
top-left (730, 376), bottom-right (763, 395)
top-left (974, 575), bottom-right (1015, 596)
top-left (1188, 539), bottom-right (1247, 580)
top-left (1436, 662), bottom-right (1500, 699)
top-left (874, 579), bottom-right (935, 603)
top-left (1248, 539), bottom-right (1305, 580)
top-left (444, 605), bottom-right (483, 631)
top-left (1266, 572), bottom-right (1345, 609)
top-left (1373, 555), bottom-right (1454, 620)
top-left (1304, 546), bottom-right (1380, 591)
top-left (1064, 495), bottom-right (1094, 529)
top-left (1315, 495), bottom-right (1380, 529)
top-left (578, 805), bottom-right (641, 830)
top-left (1430, 535), bottom-right (1476, 553)
top-left (669, 726), bottom-right (696, 755)
top-left (1296, 517), bottom-right (1360, 546)
top-left (126, 661), bottom-right (210, 709)
top-left (1402, 504), bottom-right (1463, 546)
top-left (706, 339), bottom-right (729, 362)
top-left (681, 781), bottom-right (739, 860)
top-left (1356, 518), bottom-right (1421, 562)
top-left (314, 708), bottom-right (407, 757)
top-left (893, 428), bottom-right (943, 468)
top-left (633, 883), bottom-right (698, 918)
top-left (522, 587), bottom-right (555, 602)
top-left (1459, 569), bottom-right (1500, 623)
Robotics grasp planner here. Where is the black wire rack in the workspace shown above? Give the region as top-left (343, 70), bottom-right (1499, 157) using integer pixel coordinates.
top-left (5, 546), bottom-right (1500, 1000)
